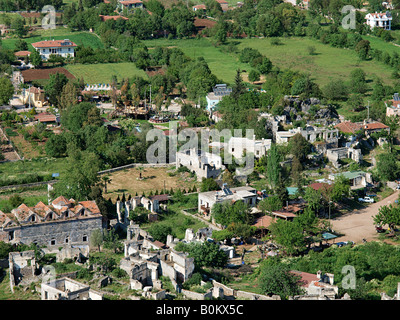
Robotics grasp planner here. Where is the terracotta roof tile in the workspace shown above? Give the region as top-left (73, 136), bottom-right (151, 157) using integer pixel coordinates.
top-left (31, 39), bottom-right (77, 48)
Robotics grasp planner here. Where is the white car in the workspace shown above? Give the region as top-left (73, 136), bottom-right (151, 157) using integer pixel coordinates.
top-left (358, 196), bottom-right (374, 203)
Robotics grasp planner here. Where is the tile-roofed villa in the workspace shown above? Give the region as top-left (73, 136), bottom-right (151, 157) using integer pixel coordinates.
top-left (31, 39), bottom-right (77, 61)
top-left (0, 197), bottom-right (103, 247)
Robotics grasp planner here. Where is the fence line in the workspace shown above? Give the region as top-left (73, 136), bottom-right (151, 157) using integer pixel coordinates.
top-left (98, 162), bottom-right (176, 175)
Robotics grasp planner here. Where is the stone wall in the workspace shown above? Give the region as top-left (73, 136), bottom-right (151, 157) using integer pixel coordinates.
top-left (181, 289), bottom-right (212, 300)
top-left (4, 217), bottom-right (102, 247)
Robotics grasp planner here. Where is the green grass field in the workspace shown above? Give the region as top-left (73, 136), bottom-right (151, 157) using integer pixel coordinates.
top-left (143, 38), bottom-right (249, 84)
top-left (143, 36), bottom-right (396, 87)
top-left (235, 37), bottom-right (395, 87)
top-left (65, 62), bottom-right (148, 84)
top-left (2, 28), bottom-right (104, 51)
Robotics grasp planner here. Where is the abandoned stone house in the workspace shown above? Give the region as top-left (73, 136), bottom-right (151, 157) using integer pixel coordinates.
top-left (121, 223), bottom-right (195, 290)
top-left (116, 195), bottom-right (163, 224)
top-left (326, 147), bottom-right (363, 168)
top-left (176, 148), bottom-right (224, 182)
top-left (227, 136), bottom-right (272, 159)
top-left (41, 277), bottom-right (103, 300)
top-left (0, 196), bottom-right (103, 247)
top-left (275, 126), bottom-right (339, 147)
top-left (198, 185), bottom-right (257, 215)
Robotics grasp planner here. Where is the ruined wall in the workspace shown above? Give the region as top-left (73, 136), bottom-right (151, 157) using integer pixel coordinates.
top-left (10, 217), bottom-right (102, 247)
top-left (181, 289), bottom-right (212, 300)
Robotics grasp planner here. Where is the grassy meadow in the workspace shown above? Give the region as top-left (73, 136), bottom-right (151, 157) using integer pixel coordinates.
top-left (65, 62), bottom-right (148, 84)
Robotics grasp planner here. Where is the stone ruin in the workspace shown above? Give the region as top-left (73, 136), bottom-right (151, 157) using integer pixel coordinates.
top-left (9, 250), bottom-right (37, 292)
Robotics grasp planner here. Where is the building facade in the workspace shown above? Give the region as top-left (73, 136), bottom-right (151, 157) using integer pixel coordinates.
top-left (0, 196), bottom-right (103, 247)
top-left (31, 39), bottom-right (77, 61)
top-left (365, 12), bottom-right (392, 30)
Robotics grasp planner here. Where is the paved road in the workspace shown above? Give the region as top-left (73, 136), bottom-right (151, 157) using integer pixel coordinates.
top-left (331, 190), bottom-right (399, 244)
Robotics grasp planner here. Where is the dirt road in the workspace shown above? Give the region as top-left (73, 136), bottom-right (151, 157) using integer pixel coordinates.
top-left (330, 191), bottom-right (399, 244)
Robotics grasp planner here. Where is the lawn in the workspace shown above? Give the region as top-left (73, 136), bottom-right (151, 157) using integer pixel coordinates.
top-left (143, 36), bottom-right (396, 87)
top-left (65, 62), bottom-right (148, 84)
top-left (235, 37), bottom-right (395, 87)
top-left (1, 28), bottom-right (104, 51)
top-left (143, 38), bottom-right (250, 84)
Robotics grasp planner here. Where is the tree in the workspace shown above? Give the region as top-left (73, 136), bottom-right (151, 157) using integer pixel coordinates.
top-left (11, 17), bottom-right (27, 37)
top-left (0, 77), bottom-right (14, 105)
top-left (323, 79), bottom-right (348, 101)
top-left (45, 133), bottom-right (67, 157)
top-left (212, 200), bottom-right (252, 226)
top-left (303, 186), bottom-right (322, 214)
top-left (90, 229), bottom-right (103, 252)
top-left (288, 133), bottom-right (311, 161)
top-left (259, 195), bottom-right (282, 214)
top-left (266, 143), bottom-right (281, 189)
top-left (30, 49), bottom-right (42, 68)
top-left (9, 194), bottom-right (24, 208)
top-left (200, 177), bottom-right (220, 192)
top-left (258, 262), bottom-right (305, 299)
top-left (101, 175), bottom-right (112, 194)
top-left (269, 218), bottom-right (306, 255)
top-left (44, 72), bottom-right (68, 107)
top-left (355, 39), bottom-right (371, 61)
top-left (232, 68), bottom-right (245, 101)
top-left (184, 241), bottom-right (228, 268)
top-left (53, 148), bottom-right (102, 200)
top-left (377, 152), bottom-right (399, 181)
top-left (373, 204), bottom-right (400, 235)
top-left (349, 69), bottom-right (368, 94)
top-left (248, 69), bottom-right (260, 82)
top-left (58, 81), bottom-right (78, 110)
top-left (147, 224), bottom-right (172, 243)
top-left (330, 174), bottom-right (350, 203)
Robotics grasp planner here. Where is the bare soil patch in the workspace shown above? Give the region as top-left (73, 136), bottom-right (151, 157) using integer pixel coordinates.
top-left (105, 166), bottom-right (198, 201)
top-left (22, 67), bottom-right (76, 81)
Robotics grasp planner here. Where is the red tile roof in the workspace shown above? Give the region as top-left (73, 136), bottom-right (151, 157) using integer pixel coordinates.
top-left (14, 50), bottom-right (31, 56)
top-left (120, 0), bottom-right (142, 4)
top-left (99, 15), bottom-right (129, 21)
top-left (308, 182), bottom-right (333, 192)
top-left (334, 121), bottom-right (363, 134)
top-left (79, 201), bottom-right (101, 214)
top-left (31, 39), bottom-right (77, 48)
top-left (363, 122), bottom-right (389, 130)
top-left (290, 270), bottom-right (319, 287)
top-left (34, 113), bottom-right (57, 123)
top-left (253, 215), bottom-right (275, 228)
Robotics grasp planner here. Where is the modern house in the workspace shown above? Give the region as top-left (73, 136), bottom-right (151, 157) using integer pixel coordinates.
top-left (31, 39), bottom-right (77, 61)
top-left (206, 84), bottom-right (232, 111)
top-left (20, 86), bottom-right (46, 108)
top-left (328, 171), bottom-right (372, 189)
top-left (365, 11), bottom-right (392, 30)
top-left (198, 185), bottom-right (257, 215)
top-left (117, 0), bottom-right (143, 12)
top-left (385, 93), bottom-right (400, 117)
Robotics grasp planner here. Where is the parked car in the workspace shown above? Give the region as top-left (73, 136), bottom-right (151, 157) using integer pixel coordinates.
top-left (358, 196), bottom-right (374, 203)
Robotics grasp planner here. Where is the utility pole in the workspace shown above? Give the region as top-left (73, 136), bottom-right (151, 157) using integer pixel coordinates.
top-left (149, 84), bottom-right (152, 110)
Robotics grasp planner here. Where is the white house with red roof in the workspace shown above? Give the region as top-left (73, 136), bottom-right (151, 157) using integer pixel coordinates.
top-left (31, 39), bottom-right (77, 61)
top-left (365, 11), bottom-right (392, 30)
top-left (117, 0), bottom-right (143, 12)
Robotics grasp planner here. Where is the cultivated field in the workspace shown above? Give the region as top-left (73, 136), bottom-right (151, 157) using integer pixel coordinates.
top-left (65, 62), bottom-right (148, 84)
top-left (21, 66), bottom-right (75, 81)
top-left (105, 166), bottom-right (198, 201)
